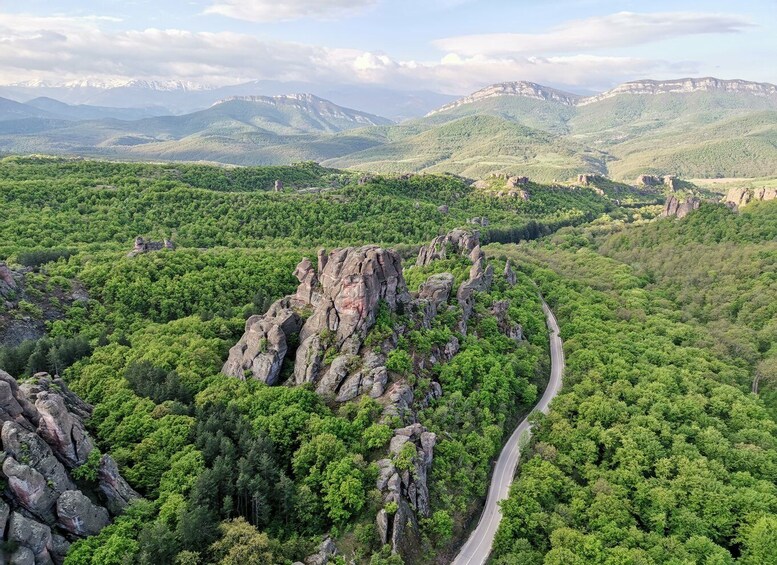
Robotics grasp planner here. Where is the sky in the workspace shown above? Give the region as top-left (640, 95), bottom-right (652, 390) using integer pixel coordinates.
top-left (0, 0), bottom-right (774, 94)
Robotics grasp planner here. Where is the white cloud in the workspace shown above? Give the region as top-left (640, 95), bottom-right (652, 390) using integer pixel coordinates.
top-left (0, 11), bottom-right (712, 95)
top-left (204, 0), bottom-right (378, 22)
top-left (434, 11), bottom-right (755, 56)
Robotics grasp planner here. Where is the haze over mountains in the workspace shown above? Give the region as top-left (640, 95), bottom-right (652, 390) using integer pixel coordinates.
top-left (1, 76), bottom-right (775, 181)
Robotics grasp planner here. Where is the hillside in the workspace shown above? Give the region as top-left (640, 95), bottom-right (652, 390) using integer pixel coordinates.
top-left (0, 157), bottom-right (775, 564)
top-left (490, 200), bottom-right (777, 564)
top-left (325, 115), bottom-right (606, 181)
top-left (0, 77), bottom-right (776, 180)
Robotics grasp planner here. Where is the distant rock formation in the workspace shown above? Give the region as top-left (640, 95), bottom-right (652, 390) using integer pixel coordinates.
top-left (415, 229), bottom-right (479, 268)
top-left (661, 195), bottom-right (701, 219)
top-left (663, 175), bottom-right (679, 190)
top-left (0, 371), bottom-right (139, 564)
top-left (579, 77), bottom-right (777, 106)
top-left (274, 179), bottom-right (283, 192)
top-left (723, 187), bottom-right (777, 211)
top-left (467, 217), bottom-right (489, 226)
top-left (128, 236), bottom-right (175, 257)
top-left (577, 174), bottom-right (601, 185)
top-left (427, 81), bottom-right (581, 115)
top-left (429, 77), bottom-right (777, 116)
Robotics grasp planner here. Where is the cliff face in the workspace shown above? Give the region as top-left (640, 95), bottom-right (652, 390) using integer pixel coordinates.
top-left (223, 229), bottom-right (522, 559)
top-left (0, 371), bottom-right (138, 564)
top-left (427, 81), bottom-right (580, 115)
top-left (579, 77), bottom-right (777, 106)
top-left (431, 77), bottom-right (777, 115)
top-left (723, 187), bottom-right (777, 210)
top-left (661, 195), bottom-right (701, 219)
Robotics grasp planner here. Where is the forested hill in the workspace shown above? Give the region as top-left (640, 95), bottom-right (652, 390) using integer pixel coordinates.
top-left (1, 156), bottom-right (775, 564)
top-left (489, 199), bottom-right (777, 563)
top-left (0, 157), bottom-right (620, 564)
top-left (1, 76), bottom-right (776, 181)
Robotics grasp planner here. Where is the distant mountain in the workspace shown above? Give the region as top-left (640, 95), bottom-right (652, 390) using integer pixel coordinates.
top-left (0, 79), bottom-right (456, 121)
top-left (578, 77), bottom-right (777, 106)
top-left (25, 97), bottom-right (168, 121)
top-left (428, 81), bottom-right (580, 115)
top-left (431, 77), bottom-right (777, 113)
top-left (0, 77), bottom-right (775, 181)
top-left (417, 77), bottom-right (777, 180)
top-left (0, 93), bottom-right (394, 165)
top-left (0, 96), bottom-right (53, 121)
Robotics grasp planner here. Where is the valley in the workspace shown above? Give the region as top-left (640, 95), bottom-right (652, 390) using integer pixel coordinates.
top-left (1, 77), bottom-right (776, 182)
top-left (0, 155), bottom-right (774, 564)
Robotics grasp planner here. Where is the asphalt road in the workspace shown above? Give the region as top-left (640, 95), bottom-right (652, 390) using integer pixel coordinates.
top-left (451, 297), bottom-right (565, 565)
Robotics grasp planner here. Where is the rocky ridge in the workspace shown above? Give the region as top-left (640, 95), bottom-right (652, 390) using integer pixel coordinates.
top-left (223, 229), bottom-right (522, 558)
top-left (428, 81), bottom-right (580, 115)
top-left (211, 94), bottom-right (392, 126)
top-left (429, 77), bottom-right (777, 116)
top-left (723, 187), bottom-right (777, 211)
top-left (0, 370), bottom-right (139, 564)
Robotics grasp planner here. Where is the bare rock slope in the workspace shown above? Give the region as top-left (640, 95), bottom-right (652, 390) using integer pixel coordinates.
top-left (0, 371), bottom-right (139, 564)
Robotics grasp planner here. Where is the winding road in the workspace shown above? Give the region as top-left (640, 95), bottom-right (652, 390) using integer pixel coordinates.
top-left (452, 297), bottom-right (565, 565)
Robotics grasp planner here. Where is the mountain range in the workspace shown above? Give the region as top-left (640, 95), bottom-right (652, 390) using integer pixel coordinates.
top-left (0, 77), bottom-right (775, 181)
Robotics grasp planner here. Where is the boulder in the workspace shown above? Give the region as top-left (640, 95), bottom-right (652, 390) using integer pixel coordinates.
top-left (376, 508), bottom-right (389, 546)
top-left (7, 512), bottom-right (53, 564)
top-left (316, 355), bottom-right (356, 397)
top-left (637, 174), bottom-right (661, 186)
top-left (97, 454), bottom-right (140, 515)
top-left (35, 391), bottom-right (93, 467)
top-left (304, 537), bottom-right (337, 565)
top-left (128, 236), bottom-right (174, 257)
top-left (56, 490), bottom-right (110, 537)
top-left (10, 546), bottom-right (36, 565)
top-left (221, 299), bottom-right (302, 385)
top-left (417, 273), bottom-right (454, 327)
top-left (3, 456), bottom-right (60, 522)
top-left (1, 421), bottom-right (76, 497)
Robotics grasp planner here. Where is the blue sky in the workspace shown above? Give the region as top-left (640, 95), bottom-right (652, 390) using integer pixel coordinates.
top-left (1, 0), bottom-right (774, 93)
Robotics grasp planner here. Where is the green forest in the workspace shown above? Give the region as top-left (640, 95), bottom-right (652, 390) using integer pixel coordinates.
top-left (0, 157), bottom-right (775, 564)
top-left (489, 201), bottom-right (777, 563)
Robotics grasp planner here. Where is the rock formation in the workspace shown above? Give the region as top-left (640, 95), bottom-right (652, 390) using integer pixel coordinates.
top-left (505, 176), bottom-right (529, 187)
top-left (222, 228), bottom-right (527, 558)
top-left (0, 262), bottom-right (18, 299)
top-left (416, 229), bottom-right (479, 268)
top-left (577, 174), bottom-right (600, 185)
top-left (723, 187), bottom-right (777, 211)
top-left (661, 195), bottom-right (701, 219)
top-left (274, 179), bottom-right (283, 192)
top-left (0, 370), bottom-right (139, 564)
top-left (221, 298), bottom-right (302, 385)
top-left (376, 423), bottom-right (436, 555)
top-left (637, 174), bottom-right (662, 187)
top-left (223, 245), bottom-right (410, 392)
top-left (128, 236), bottom-right (175, 257)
